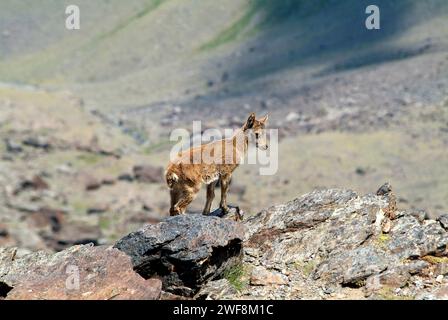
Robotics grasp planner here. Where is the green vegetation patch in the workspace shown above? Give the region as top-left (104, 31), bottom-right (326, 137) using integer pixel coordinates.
top-left (376, 233), bottom-right (391, 250)
top-left (76, 153), bottom-right (103, 166)
top-left (422, 255), bottom-right (448, 264)
top-left (223, 263), bottom-right (249, 292)
top-left (92, 0), bottom-right (165, 44)
top-left (294, 260), bottom-right (317, 277)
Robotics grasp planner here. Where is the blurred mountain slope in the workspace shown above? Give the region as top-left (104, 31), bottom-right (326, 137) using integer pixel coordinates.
top-left (0, 0), bottom-right (447, 110)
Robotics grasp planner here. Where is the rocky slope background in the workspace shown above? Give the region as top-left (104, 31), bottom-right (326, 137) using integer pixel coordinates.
top-left (2, 184), bottom-right (448, 300)
top-left (0, 85), bottom-right (171, 253)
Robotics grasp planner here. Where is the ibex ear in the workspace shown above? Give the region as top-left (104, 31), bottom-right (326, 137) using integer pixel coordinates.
top-left (259, 114), bottom-right (269, 124)
top-left (244, 113), bottom-right (256, 131)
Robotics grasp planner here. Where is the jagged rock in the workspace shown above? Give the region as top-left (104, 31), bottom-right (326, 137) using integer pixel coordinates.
top-left (132, 165), bottom-right (164, 183)
top-left (438, 214), bottom-right (448, 230)
top-left (315, 246), bottom-right (392, 286)
top-left (114, 214), bottom-right (245, 296)
top-left (237, 187), bottom-right (448, 299)
top-left (388, 218), bottom-right (448, 258)
top-left (0, 245), bottom-right (161, 300)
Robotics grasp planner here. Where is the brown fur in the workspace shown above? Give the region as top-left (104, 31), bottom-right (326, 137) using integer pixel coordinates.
top-left (165, 113), bottom-right (268, 216)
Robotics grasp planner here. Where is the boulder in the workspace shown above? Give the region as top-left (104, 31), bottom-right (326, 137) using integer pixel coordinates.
top-left (0, 245), bottom-right (161, 300)
top-left (115, 214), bottom-right (245, 296)
top-left (237, 186), bottom-right (448, 300)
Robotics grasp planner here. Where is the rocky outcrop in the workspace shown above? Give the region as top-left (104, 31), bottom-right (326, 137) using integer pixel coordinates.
top-left (218, 186), bottom-right (448, 299)
top-left (2, 185), bottom-right (448, 300)
top-left (115, 214), bottom-right (245, 296)
top-left (0, 245), bottom-right (161, 300)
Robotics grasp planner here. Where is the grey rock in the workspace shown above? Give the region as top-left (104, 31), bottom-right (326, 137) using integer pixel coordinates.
top-left (237, 187), bottom-right (448, 299)
top-left (244, 189), bottom-right (358, 240)
top-left (314, 246), bottom-right (391, 286)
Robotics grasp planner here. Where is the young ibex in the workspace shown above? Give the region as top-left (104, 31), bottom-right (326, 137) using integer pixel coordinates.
top-left (165, 113), bottom-right (269, 218)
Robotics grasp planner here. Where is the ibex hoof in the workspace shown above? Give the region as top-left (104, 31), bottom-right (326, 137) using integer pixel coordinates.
top-left (234, 206), bottom-right (244, 222)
